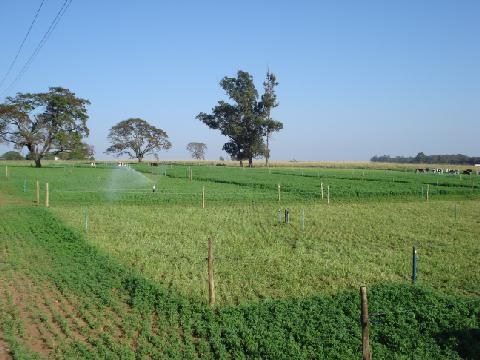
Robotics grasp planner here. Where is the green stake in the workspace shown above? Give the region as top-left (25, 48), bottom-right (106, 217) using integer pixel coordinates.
top-left (300, 209), bottom-right (305, 230)
top-left (84, 208), bottom-right (89, 232)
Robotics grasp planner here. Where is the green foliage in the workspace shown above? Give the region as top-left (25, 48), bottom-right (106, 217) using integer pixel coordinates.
top-left (197, 70), bottom-right (283, 167)
top-left (105, 118), bottom-right (172, 162)
top-left (0, 150), bottom-right (24, 160)
top-left (372, 152), bottom-right (480, 165)
top-left (0, 164), bottom-right (479, 358)
top-left (186, 142), bottom-right (207, 160)
top-left (0, 87), bottom-right (90, 167)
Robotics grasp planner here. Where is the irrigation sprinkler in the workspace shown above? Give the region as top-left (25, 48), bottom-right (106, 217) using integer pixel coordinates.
top-left (411, 246), bottom-right (417, 284)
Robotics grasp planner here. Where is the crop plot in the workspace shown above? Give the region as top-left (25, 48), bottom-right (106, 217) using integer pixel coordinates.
top-left (0, 163), bottom-right (479, 358)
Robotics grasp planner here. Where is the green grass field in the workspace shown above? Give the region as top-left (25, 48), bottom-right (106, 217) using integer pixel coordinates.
top-left (0, 162), bottom-right (479, 358)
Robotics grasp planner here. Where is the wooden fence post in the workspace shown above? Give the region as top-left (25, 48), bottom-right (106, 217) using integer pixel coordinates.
top-left (202, 186), bottom-right (205, 209)
top-left (360, 286), bottom-right (372, 360)
top-left (426, 185), bottom-right (429, 201)
top-left (5, 165), bottom-right (7, 178)
top-left (327, 185), bottom-right (330, 204)
top-left (35, 180), bottom-right (40, 204)
top-left (321, 182), bottom-right (324, 199)
top-left (278, 184), bottom-right (281, 202)
top-left (45, 183), bottom-right (49, 207)
top-left (208, 237), bottom-right (215, 306)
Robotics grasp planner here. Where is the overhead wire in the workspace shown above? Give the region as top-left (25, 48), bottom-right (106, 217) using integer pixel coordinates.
top-left (0, 0), bottom-right (47, 89)
top-left (1, 0), bottom-right (74, 97)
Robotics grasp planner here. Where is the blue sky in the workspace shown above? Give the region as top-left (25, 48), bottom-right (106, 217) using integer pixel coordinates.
top-left (1, 0), bottom-right (479, 161)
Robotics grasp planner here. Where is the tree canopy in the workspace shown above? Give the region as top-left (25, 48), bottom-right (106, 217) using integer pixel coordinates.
top-left (196, 70), bottom-right (282, 167)
top-left (105, 118), bottom-right (172, 162)
top-left (0, 87), bottom-right (90, 167)
top-left (186, 142), bottom-right (207, 160)
top-left (0, 151), bottom-right (24, 160)
top-left (371, 152), bottom-right (480, 165)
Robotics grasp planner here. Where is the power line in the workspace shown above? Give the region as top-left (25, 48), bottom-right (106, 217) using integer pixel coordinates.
top-left (0, 0), bottom-right (47, 89)
top-left (1, 0), bottom-right (73, 97)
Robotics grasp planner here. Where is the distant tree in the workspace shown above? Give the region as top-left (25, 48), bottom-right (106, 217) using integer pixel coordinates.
top-left (56, 143), bottom-right (94, 160)
top-left (0, 151), bottom-right (24, 160)
top-left (197, 70), bottom-right (282, 167)
top-left (0, 87), bottom-right (90, 167)
top-left (261, 71), bottom-right (283, 166)
top-left (371, 153), bottom-right (480, 165)
top-left (186, 142), bottom-right (207, 160)
top-left (105, 118), bottom-right (172, 162)
top-left (414, 152), bottom-right (428, 163)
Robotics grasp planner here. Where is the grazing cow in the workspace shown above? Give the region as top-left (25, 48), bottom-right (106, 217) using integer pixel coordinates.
top-left (415, 168), bottom-right (425, 173)
top-left (462, 169), bottom-right (472, 175)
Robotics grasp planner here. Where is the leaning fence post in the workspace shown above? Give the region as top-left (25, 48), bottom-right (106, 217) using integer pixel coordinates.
top-left (360, 286), bottom-right (372, 360)
top-left (208, 237), bottom-right (215, 306)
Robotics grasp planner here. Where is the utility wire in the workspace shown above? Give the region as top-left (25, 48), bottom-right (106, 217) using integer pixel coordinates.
top-left (0, 0), bottom-right (47, 89)
top-left (1, 0), bottom-right (73, 97)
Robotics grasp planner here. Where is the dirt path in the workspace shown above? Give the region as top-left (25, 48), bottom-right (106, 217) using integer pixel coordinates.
top-left (0, 333), bottom-right (11, 360)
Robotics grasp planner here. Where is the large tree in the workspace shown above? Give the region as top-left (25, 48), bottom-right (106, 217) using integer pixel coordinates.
top-left (105, 118), bottom-right (172, 162)
top-left (261, 71), bottom-right (283, 166)
top-left (186, 142), bottom-right (207, 160)
top-left (0, 87), bottom-right (90, 167)
top-left (196, 70), bottom-right (282, 167)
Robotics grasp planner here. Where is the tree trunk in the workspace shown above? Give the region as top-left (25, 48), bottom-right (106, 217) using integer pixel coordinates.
top-left (239, 160), bottom-right (243, 167)
top-left (248, 157), bottom-right (253, 168)
top-left (34, 157), bottom-right (42, 168)
top-left (265, 132), bottom-right (270, 167)
top-left (138, 157), bottom-right (143, 163)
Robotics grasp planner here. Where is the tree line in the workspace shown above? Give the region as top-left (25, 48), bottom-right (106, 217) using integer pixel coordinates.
top-left (0, 70), bottom-right (283, 167)
top-left (371, 152), bottom-right (480, 165)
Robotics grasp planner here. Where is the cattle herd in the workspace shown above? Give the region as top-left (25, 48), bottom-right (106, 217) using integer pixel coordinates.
top-left (415, 168), bottom-right (477, 175)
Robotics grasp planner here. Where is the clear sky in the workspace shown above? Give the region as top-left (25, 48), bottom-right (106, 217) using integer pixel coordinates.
top-left (1, 0), bottom-right (479, 161)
